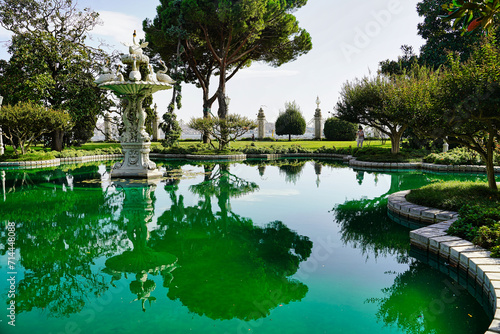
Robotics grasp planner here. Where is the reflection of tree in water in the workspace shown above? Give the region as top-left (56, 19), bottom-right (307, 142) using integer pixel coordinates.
top-left (278, 159), bottom-right (306, 184)
top-left (333, 196), bottom-right (411, 263)
top-left (332, 172), bottom-right (438, 263)
top-left (0, 166), bottom-right (123, 317)
top-left (149, 164), bottom-right (313, 321)
top-left (367, 261), bottom-right (490, 334)
top-left (334, 171), bottom-right (491, 263)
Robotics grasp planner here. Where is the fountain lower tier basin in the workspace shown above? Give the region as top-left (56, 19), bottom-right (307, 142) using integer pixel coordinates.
top-left (110, 142), bottom-right (163, 179)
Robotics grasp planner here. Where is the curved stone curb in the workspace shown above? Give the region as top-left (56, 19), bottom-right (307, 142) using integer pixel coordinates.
top-left (388, 190), bottom-right (500, 333)
top-left (150, 152), bottom-right (348, 161)
top-left (351, 158), bottom-right (500, 174)
top-left (388, 190), bottom-right (458, 224)
top-left (150, 153), bottom-right (247, 161)
top-left (0, 154), bottom-right (123, 169)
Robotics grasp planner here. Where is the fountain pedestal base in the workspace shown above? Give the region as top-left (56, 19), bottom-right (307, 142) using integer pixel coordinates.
top-left (111, 142), bottom-right (162, 179)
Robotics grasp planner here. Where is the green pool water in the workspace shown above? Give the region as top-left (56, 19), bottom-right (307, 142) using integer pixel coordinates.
top-left (0, 159), bottom-right (493, 334)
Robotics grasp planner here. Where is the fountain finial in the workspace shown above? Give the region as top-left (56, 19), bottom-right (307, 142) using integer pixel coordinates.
top-left (122, 30), bottom-right (148, 56)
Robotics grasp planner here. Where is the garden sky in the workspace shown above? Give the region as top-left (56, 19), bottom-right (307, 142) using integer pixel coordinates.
top-left (0, 0), bottom-right (426, 125)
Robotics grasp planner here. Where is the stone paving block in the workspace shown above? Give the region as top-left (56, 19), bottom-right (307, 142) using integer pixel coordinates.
top-left (488, 319), bottom-right (500, 333)
top-left (474, 258), bottom-right (500, 266)
top-left (401, 204), bottom-right (420, 213)
top-left (409, 206), bottom-right (427, 218)
top-left (431, 221), bottom-right (454, 230)
top-left (440, 240), bottom-right (474, 258)
top-left (436, 211), bottom-right (456, 221)
top-left (489, 273), bottom-right (500, 282)
top-left (429, 235), bottom-right (461, 253)
top-left (421, 209), bottom-right (442, 220)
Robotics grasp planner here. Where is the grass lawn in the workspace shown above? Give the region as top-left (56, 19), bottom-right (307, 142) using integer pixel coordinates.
top-left (2, 139), bottom-right (391, 153)
top-left (406, 181), bottom-right (500, 211)
top-left (171, 139), bottom-right (391, 150)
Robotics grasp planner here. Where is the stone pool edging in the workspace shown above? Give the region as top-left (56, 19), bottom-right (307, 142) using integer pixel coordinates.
top-left (350, 158), bottom-right (500, 174)
top-left (0, 154), bottom-right (123, 169)
top-left (2, 152), bottom-right (499, 174)
top-left (388, 190), bottom-right (500, 334)
top-left (150, 152), bottom-right (349, 161)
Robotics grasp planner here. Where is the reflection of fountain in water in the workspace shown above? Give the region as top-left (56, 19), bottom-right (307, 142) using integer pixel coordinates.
top-left (104, 179), bottom-right (177, 312)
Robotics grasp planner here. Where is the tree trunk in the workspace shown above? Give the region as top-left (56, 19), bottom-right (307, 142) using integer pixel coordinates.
top-left (289, 134), bottom-right (291, 141)
top-left (389, 126), bottom-right (406, 154)
top-left (203, 105), bottom-right (210, 144)
top-left (485, 132), bottom-right (498, 191)
top-left (52, 129), bottom-right (64, 152)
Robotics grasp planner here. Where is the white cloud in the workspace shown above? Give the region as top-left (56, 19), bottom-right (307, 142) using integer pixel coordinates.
top-left (92, 11), bottom-right (145, 47)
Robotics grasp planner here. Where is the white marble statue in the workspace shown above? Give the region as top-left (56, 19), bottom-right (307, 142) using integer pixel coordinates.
top-left (95, 60), bottom-right (115, 84)
top-left (121, 30), bottom-right (149, 56)
top-left (115, 65), bottom-right (125, 82)
top-left (156, 60), bottom-right (176, 84)
top-left (129, 56), bottom-right (142, 82)
top-left (146, 64), bottom-right (156, 82)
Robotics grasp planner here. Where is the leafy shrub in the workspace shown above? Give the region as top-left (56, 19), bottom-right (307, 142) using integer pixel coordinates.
top-left (423, 147), bottom-right (487, 165)
top-left (323, 117), bottom-right (357, 141)
top-left (5, 151), bottom-right (56, 161)
top-left (52, 147), bottom-right (122, 158)
top-left (240, 144), bottom-right (312, 155)
top-left (447, 205), bottom-right (500, 255)
top-left (275, 101), bottom-right (306, 140)
top-left (314, 146), bottom-right (337, 154)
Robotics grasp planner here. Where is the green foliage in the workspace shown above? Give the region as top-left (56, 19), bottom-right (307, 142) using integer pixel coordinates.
top-left (414, 37), bottom-right (500, 189)
top-left (379, 45), bottom-right (419, 75)
top-left (447, 204), bottom-right (500, 255)
top-left (144, 0), bottom-right (312, 119)
top-left (240, 144), bottom-right (312, 155)
top-left (275, 101), bottom-right (306, 141)
top-left (0, 0), bottom-right (112, 149)
top-left (323, 117), bottom-right (357, 141)
top-left (188, 114), bottom-right (257, 150)
top-left (51, 147), bottom-right (122, 158)
top-left (161, 111), bottom-right (182, 148)
top-left (336, 67), bottom-right (431, 154)
top-left (442, 0), bottom-right (500, 33)
top-left (417, 0), bottom-right (482, 68)
top-left (0, 101), bottom-right (72, 155)
top-left (3, 151), bottom-right (56, 162)
top-left (423, 147), bottom-right (499, 165)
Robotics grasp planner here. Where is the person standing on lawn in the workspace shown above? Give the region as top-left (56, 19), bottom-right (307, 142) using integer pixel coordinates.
top-left (356, 126), bottom-right (364, 148)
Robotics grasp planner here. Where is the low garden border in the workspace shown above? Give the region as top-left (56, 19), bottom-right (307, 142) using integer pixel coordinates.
top-left (388, 191), bottom-right (500, 333)
top-left (0, 154), bottom-right (123, 169)
top-left (350, 158), bottom-right (500, 174)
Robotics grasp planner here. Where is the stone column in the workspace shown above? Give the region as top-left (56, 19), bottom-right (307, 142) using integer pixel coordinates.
top-left (443, 138), bottom-right (449, 153)
top-left (0, 95), bottom-right (4, 155)
top-left (314, 96), bottom-right (322, 140)
top-left (104, 113), bottom-right (112, 142)
top-left (152, 104), bottom-right (159, 142)
top-left (257, 107), bottom-right (265, 140)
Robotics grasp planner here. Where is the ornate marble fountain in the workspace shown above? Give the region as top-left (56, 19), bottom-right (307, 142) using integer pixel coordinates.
top-left (96, 31), bottom-right (176, 178)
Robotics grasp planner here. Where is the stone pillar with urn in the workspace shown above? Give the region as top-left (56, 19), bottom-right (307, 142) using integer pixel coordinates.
top-left (314, 96), bottom-right (322, 140)
top-left (257, 107), bottom-right (266, 140)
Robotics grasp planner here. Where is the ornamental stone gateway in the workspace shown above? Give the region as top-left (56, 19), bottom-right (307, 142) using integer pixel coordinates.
top-left (96, 31), bottom-right (174, 178)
